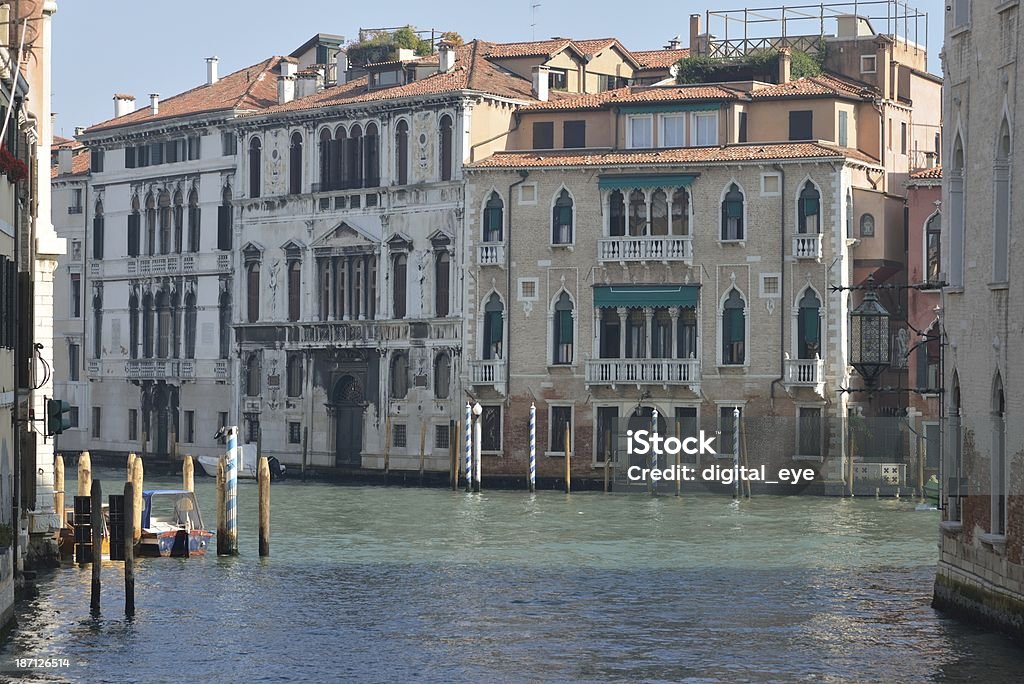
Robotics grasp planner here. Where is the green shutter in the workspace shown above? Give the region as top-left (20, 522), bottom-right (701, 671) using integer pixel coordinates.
top-left (803, 197), bottom-right (819, 216)
top-left (801, 307), bottom-right (819, 347)
top-left (557, 206), bottom-right (572, 226)
top-left (726, 308), bottom-right (744, 343)
top-left (726, 200), bottom-right (743, 218)
top-left (489, 311), bottom-right (503, 343)
top-left (558, 310), bottom-right (573, 342)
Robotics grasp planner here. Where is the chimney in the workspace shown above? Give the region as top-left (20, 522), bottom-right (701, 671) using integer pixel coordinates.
top-left (149, 93), bottom-right (160, 116)
top-left (397, 48), bottom-right (415, 61)
top-left (438, 41), bottom-right (455, 73)
top-left (113, 93), bottom-right (135, 118)
top-left (206, 56), bottom-right (219, 85)
top-left (57, 147), bottom-right (72, 175)
top-left (336, 50), bottom-right (349, 84)
top-left (74, 126), bottom-right (85, 136)
top-left (666, 36), bottom-right (681, 50)
top-left (532, 65), bottom-right (549, 102)
top-left (689, 14), bottom-right (701, 50)
top-left (296, 70), bottom-right (322, 99)
top-left (778, 47), bottom-right (792, 84)
top-left (278, 74), bottom-right (295, 104)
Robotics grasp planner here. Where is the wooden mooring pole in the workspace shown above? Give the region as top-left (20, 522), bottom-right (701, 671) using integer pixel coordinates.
top-left (604, 429), bottom-right (611, 494)
top-left (258, 456), bottom-right (270, 558)
top-left (449, 419), bottom-right (458, 491)
top-left (54, 454), bottom-right (65, 527)
top-left (90, 479), bottom-right (101, 615)
top-left (124, 480), bottom-right (135, 617)
top-left (183, 454), bottom-right (194, 492)
top-left (77, 451), bottom-right (91, 498)
top-left (418, 418), bottom-right (427, 484)
top-left (131, 457), bottom-right (143, 544)
top-left (564, 422), bottom-right (571, 494)
top-left (216, 456), bottom-right (227, 556)
top-left (127, 452), bottom-right (136, 482)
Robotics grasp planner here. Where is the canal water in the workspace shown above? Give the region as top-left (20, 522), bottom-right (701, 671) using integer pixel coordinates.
top-left (2, 468), bottom-right (1023, 682)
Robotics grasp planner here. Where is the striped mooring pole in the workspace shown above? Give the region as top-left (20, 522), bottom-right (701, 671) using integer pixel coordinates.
top-left (464, 403), bottom-right (472, 493)
top-left (225, 426), bottom-right (239, 554)
top-left (733, 407), bottom-right (741, 500)
top-left (529, 403), bottom-right (536, 492)
top-left (650, 409), bottom-right (659, 495)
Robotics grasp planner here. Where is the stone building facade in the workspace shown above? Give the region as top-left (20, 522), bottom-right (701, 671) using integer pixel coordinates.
top-left (933, 0), bottom-right (1024, 642)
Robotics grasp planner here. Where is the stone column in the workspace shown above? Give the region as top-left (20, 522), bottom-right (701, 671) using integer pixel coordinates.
top-left (617, 307), bottom-right (627, 359)
top-left (669, 307), bottom-right (680, 359)
top-left (643, 307), bottom-right (654, 358)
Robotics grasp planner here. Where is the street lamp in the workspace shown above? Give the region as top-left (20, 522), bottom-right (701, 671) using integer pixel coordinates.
top-left (472, 402), bottom-right (483, 492)
top-left (849, 275), bottom-right (891, 389)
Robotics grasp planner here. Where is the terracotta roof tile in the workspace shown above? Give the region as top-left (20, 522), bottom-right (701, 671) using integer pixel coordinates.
top-left (51, 152), bottom-right (90, 179)
top-left (909, 165), bottom-right (942, 180)
top-left (468, 142), bottom-right (881, 169)
top-left (485, 38), bottom-right (573, 58)
top-left (633, 48), bottom-right (690, 70)
top-left (522, 84), bottom-right (740, 112)
top-left (53, 135), bottom-right (83, 150)
top-left (750, 71), bottom-right (876, 100)
top-left (86, 57), bottom-right (285, 133)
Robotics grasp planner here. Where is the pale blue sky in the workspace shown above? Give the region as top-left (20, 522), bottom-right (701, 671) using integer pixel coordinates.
top-left (52, 0), bottom-right (944, 138)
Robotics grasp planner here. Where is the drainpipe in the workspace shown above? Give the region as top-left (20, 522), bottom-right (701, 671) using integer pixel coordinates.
top-left (769, 163), bottom-right (786, 410)
top-left (505, 170), bottom-right (530, 415)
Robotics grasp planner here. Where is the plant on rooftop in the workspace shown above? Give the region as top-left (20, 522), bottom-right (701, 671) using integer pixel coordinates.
top-left (675, 45), bottom-right (824, 85)
top-left (348, 25), bottom-right (433, 66)
top-left (439, 31), bottom-right (464, 47)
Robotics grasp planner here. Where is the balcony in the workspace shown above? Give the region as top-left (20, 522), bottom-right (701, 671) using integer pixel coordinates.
top-left (784, 356), bottom-right (824, 396)
top-left (585, 358), bottom-right (700, 389)
top-left (92, 252), bottom-right (232, 280)
top-left (126, 359), bottom-right (180, 379)
top-left (792, 234), bottom-right (822, 260)
top-left (236, 318), bottom-right (460, 349)
top-left (68, 205), bottom-right (83, 215)
top-left (467, 359), bottom-right (506, 393)
top-left (598, 236), bottom-right (693, 264)
top-left (478, 243), bottom-right (505, 267)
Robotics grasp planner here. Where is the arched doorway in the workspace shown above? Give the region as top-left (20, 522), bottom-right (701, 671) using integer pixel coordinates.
top-left (332, 375), bottom-right (365, 467)
top-left (627, 406), bottom-right (668, 471)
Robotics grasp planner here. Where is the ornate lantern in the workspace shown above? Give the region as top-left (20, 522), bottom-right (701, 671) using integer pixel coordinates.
top-left (849, 275), bottom-right (891, 388)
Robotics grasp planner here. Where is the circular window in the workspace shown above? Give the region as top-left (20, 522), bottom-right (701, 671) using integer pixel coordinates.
top-left (419, 133), bottom-right (427, 145)
top-left (859, 213), bottom-right (875, 237)
top-left (271, 149), bottom-right (279, 160)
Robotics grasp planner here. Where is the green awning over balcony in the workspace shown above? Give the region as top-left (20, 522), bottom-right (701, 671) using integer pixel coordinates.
top-left (593, 284), bottom-right (700, 308)
top-left (598, 174), bottom-right (698, 191)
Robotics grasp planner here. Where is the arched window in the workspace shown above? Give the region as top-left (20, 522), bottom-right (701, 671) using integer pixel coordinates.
top-left (395, 119), bottom-right (409, 185)
top-left (129, 294), bottom-right (139, 359)
top-left (721, 289), bottom-right (745, 365)
top-left (552, 189), bottom-right (573, 244)
top-left (949, 135), bottom-right (965, 287)
top-left (248, 137), bottom-right (262, 198)
top-left (319, 128), bottom-right (333, 190)
top-left (93, 291), bottom-right (103, 359)
top-left (156, 290), bottom-right (170, 359)
top-left (677, 307), bottom-right (697, 359)
top-left (994, 119), bottom-right (1011, 283)
top-left (187, 189), bottom-right (200, 252)
top-left (798, 181), bottom-right (820, 234)
top-left (218, 186), bottom-right (233, 251)
top-left (628, 189), bottom-right (646, 236)
top-left (287, 258), bottom-right (302, 322)
top-left (289, 132), bottom-right (303, 195)
top-left (247, 262), bottom-right (261, 322)
top-left (992, 373), bottom-right (1007, 535)
top-left (170, 290), bottom-right (181, 359)
top-left (158, 191), bottom-right (172, 254)
top-left (483, 192), bottom-right (503, 242)
top-left (128, 196), bottom-right (140, 257)
top-left (172, 190), bottom-right (184, 253)
top-left (845, 188), bottom-right (854, 238)
top-left (435, 251), bottom-right (450, 317)
top-left (390, 352), bottom-right (409, 399)
top-left (364, 123), bottom-right (379, 187)
top-left (333, 127), bottom-right (347, 190)
top-left (184, 292), bottom-right (197, 359)
top-left (721, 183), bottom-right (744, 240)
top-left (142, 293), bottom-right (153, 358)
top-left (608, 190), bottom-right (625, 236)
top-left (347, 124), bottom-right (363, 188)
top-left (650, 189), bottom-right (668, 236)
top-left (286, 353), bottom-right (303, 398)
top-left (797, 289), bottom-right (821, 359)
top-left (145, 193), bottom-right (156, 256)
top-left (552, 292), bottom-right (573, 364)
top-left (218, 290), bottom-right (231, 359)
top-left (439, 114), bottom-right (454, 181)
top-left (916, 321), bottom-right (941, 390)
top-left (671, 188), bottom-right (689, 235)
top-left (483, 293), bottom-right (503, 359)
top-left (925, 214), bottom-right (941, 284)
top-left (392, 253), bottom-right (407, 319)
top-left (244, 353), bottom-right (261, 396)
top-left (91, 199), bottom-right (105, 260)
top-left (434, 352), bottom-right (450, 399)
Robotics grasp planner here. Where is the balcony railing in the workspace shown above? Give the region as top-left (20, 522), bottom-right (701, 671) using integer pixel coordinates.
top-left (126, 359), bottom-right (179, 379)
top-left (792, 234), bottom-right (822, 260)
top-left (235, 318), bottom-right (460, 348)
top-left (598, 236), bottom-right (693, 263)
top-left (467, 359), bottom-right (506, 386)
top-left (585, 358), bottom-right (700, 387)
top-left (478, 243), bottom-right (505, 266)
top-left (785, 356), bottom-right (824, 395)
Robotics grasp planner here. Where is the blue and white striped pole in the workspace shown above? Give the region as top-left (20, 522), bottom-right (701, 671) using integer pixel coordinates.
top-left (650, 409), bottom-right (659, 495)
top-left (464, 403), bottom-right (472, 493)
top-left (529, 403), bottom-right (536, 493)
top-left (226, 426), bottom-right (239, 554)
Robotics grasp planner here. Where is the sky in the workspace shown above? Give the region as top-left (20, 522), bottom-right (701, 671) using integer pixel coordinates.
top-left (52, 0), bottom-right (945, 138)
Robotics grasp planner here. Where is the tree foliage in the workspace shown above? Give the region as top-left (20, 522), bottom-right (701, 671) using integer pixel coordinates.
top-left (348, 25), bottom-right (433, 66)
top-left (675, 47), bottom-right (824, 85)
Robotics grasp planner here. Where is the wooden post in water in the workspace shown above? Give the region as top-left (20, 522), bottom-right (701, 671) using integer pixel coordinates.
top-left (54, 454), bottom-right (65, 527)
top-left (182, 454), bottom-right (194, 492)
top-left (90, 479), bottom-right (101, 614)
top-left (383, 415), bottom-right (391, 478)
top-left (449, 419), bottom-right (458, 491)
top-left (564, 422), bottom-right (571, 494)
top-left (131, 457), bottom-right (144, 544)
top-left (258, 456), bottom-right (270, 557)
top-left (418, 418), bottom-right (427, 484)
top-left (216, 456), bottom-right (227, 556)
top-left (127, 452), bottom-right (136, 482)
top-left (77, 451), bottom-right (92, 498)
top-left (124, 480), bottom-right (135, 617)
top-left (604, 429), bottom-right (611, 494)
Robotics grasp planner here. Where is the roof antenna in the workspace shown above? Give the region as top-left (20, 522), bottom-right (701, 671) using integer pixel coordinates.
top-left (531, 2), bottom-right (541, 41)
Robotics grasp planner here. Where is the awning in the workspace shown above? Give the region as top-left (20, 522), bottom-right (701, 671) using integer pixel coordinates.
top-left (593, 284), bottom-right (700, 308)
top-left (598, 174), bottom-right (698, 191)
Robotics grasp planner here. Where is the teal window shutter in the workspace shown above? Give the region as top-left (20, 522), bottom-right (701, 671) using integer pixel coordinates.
top-left (557, 206), bottom-right (572, 226)
top-left (727, 307), bottom-right (745, 343)
top-left (726, 200), bottom-right (743, 218)
top-left (489, 311), bottom-right (503, 343)
top-left (803, 197), bottom-right (819, 216)
top-left (558, 310), bottom-right (573, 343)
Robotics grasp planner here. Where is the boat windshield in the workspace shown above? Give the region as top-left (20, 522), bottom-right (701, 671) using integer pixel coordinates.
top-left (149, 494), bottom-right (203, 530)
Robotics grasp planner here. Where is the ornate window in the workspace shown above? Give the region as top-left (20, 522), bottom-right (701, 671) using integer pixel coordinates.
top-left (145, 193), bottom-right (156, 256)
top-left (994, 119), bottom-right (1011, 283)
top-left (390, 352), bottom-right (410, 399)
top-left (287, 256), bottom-right (302, 322)
top-left (246, 261), bottom-right (261, 323)
top-left (289, 132), bottom-right (303, 195)
top-left (142, 293), bottom-right (153, 358)
top-left (609, 190), bottom-right (625, 236)
top-left (93, 200), bottom-right (104, 260)
top-left (552, 292), bottom-right (573, 364)
top-left (129, 294), bottom-right (139, 359)
top-left (172, 190), bottom-right (184, 253)
top-left (217, 186), bottom-right (233, 251)
top-left (184, 292), bottom-right (197, 359)
top-left (156, 289), bottom-right (170, 359)
top-left (392, 253), bottom-right (407, 319)
top-left (798, 181), bottom-right (820, 234)
top-left (244, 352), bottom-right (261, 396)
top-left (395, 120), bottom-right (409, 185)
top-left (434, 352), bottom-right (450, 399)
top-left (721, 289), bottom-right (746, 365)
top-left (949, 135), bottom-right (965, 287)
top-left (364, 123), bottom-right (379, 187)
top-left (628, 189), bottom-right (646, 236)
top-left (187, 189), bottom-right (200, 252)
top-left (925, 213), bottom-right (941, 284)
top-left (128, 195), bottom-right (140, 257)
top-left (158, 191), bottom-right (172, 254)
top-left (286, 353), bottom-right (303, 398)
top-left (551, 189), bottom-right (573, 244)
top-left (439, 114), bottom-right (453, 181)
top-left (218, 289), bottom-right (231, 359)
top-left (435, 251), bottom-right (450, 317)
top-left (483, 192), bottom-right (503, 242)
top-left (248, 137), bottom-right (262, 198)
top-left (483, 293), bottom-right (504, 360)
top-left (721, 183), bottom-right (744, 241)
top-left (797, 289), bottom-right (821, 359)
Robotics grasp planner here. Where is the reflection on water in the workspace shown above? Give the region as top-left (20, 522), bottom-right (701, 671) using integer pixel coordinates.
top-left (1, 469), bottom-right (1023, 682)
